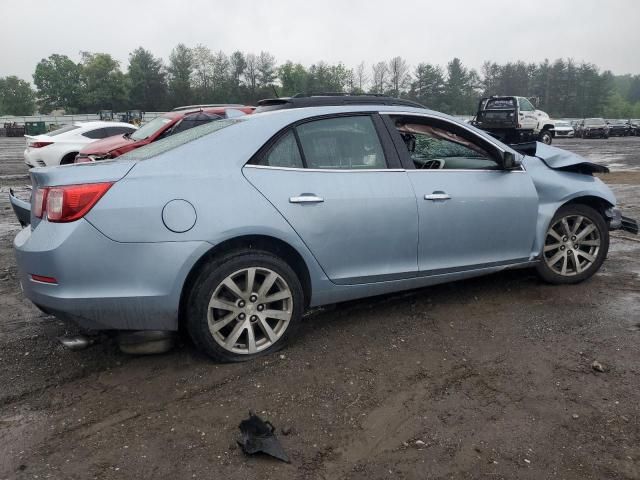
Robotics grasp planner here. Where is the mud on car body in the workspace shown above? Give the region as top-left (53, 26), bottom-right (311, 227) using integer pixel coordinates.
top-left (11, 97), bottom-right (639, 361)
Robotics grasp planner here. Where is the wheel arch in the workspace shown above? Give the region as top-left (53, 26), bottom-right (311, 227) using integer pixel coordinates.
top-left (178, 234), bottom-right (312, 330)
top-left (560, 194), bottom-right (614, 219)
top-left (60, 151), bottom-right (79, 165)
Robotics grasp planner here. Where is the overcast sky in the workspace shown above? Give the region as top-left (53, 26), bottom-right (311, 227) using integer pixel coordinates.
top-left (1, 0), bottom-right (639, 83)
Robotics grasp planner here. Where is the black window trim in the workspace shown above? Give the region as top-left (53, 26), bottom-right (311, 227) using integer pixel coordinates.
top-left (379, 112), bottom-right (523, 172)
top-left (246, 112), bottom-right (403, 171)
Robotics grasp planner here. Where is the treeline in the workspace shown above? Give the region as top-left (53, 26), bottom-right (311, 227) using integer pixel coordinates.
top-left (1, 44), bottom-right (640, 118)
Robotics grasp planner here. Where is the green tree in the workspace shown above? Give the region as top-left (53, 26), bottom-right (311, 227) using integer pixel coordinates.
top-left (167, 44), bottom-right (194, 107)
top-left (127, 47), bottom-right (167, 111)
top-left (257, 51), bottom-right (277, 89)
top-left (79, 52), bottom-right (128, 111)
top-left (387, 56), bottom-right (410, 97)
top-left (278, 61), bottom-right (308, 96)
top-left (32, 54), bottom-right (82, 112)
top-left (443, 58), bottom-right (475, 114)
top-left (409, 63), bottom-right (445, 109)
top-left (0, 76), bottom-right (36, 115)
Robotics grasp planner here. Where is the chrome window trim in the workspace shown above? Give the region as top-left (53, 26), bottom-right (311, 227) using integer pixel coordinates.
top-left (243, 164), bottom-right (525, 173)
top-left (243, 164), bottom-right (405, 173)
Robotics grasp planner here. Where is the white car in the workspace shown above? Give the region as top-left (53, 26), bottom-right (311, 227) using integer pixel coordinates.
top-left (24, 121), bottom-right (137, 167)
top-left (554, 120), bottom-right (575, 138)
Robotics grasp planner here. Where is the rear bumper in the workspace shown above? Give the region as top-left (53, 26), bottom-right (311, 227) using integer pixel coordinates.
top-left (13, 220), bottom-right (210, 331)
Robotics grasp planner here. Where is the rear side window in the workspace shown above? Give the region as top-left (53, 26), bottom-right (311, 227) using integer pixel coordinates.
top-left (296, 116), bottom-right (386, 169)
top-left (82, 128), bottom-right (107, 139)
top-left (258, 130), bottom-right (304, 168)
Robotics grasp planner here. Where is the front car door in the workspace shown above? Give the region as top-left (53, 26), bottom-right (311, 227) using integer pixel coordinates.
top-left (517, 97), bottom-right (538, 131)
top-left (381, 113), bottom-right (539, 274)
top-left (243, 114), bottom-right (419, 285)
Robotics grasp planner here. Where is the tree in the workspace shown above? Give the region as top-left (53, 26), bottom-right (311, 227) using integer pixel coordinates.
top-left (243, 53), bottom-right (259, 97)
top-left (79, 52), bottom-right (128, 111)
top-left (32, 54), bottom-right (82, 112)
top-left (278, 61), bottom-right (308, 96)
top-left (191, 44), bottom-right (215, 102)
top-left (0, 76), bottom-right (36, 115)
top-left (167, 44), bottom-right (194, 107)
top-left (371, 62), bottom-right (388, 94)
top-left (443, 58), bottom-right (474, 114)
top-left (127, 47), bottom-right (167, 111)
top-left (354, 62), bottom-right (368, 92)
top-left (387, 56), bottom-right (410, 97)
top-left (409, 63), bottom-right (445, 109)
top-left (257, 51), bottom-right (277, 89)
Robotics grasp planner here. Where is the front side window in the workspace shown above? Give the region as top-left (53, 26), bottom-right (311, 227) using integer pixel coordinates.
top-left (518, 98), bottom-right (535, 111)
top-left (394, 119), bottom-right (500, 170)
top-left (296, 116), bottom-right (386, 169)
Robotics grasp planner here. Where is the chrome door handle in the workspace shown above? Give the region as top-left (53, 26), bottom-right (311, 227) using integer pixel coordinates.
top-left (289, 194), bottom-right (324, 204)
top-left (424, 193), bottom-right (451, 201)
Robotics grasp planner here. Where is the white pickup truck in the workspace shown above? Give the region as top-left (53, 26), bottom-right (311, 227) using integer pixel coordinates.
top-left (472, 96), bottom-right (556, 145)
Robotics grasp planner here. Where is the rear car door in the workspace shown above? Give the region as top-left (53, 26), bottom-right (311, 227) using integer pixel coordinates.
top-left (382, 113), bottom-right (539, 274)
top-left (243, 114), bottom-right (418, 285)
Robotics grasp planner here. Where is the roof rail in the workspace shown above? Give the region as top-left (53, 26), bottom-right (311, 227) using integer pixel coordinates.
top-left (256, 94), bottom-right (425, 111)
top-left (171, 104), bottom-right (244, 111)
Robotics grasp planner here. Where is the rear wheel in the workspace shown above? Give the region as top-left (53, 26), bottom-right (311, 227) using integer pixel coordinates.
top-left (536, 204), bottom-right (609, 284)
top-left (539, 130), bottom-right (553, 145)
top-left (186, 251), bottom-right (304, 362)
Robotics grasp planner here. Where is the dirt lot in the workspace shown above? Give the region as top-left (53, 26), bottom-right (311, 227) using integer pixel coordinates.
top-left (0, 136), bottom-right (638, 480)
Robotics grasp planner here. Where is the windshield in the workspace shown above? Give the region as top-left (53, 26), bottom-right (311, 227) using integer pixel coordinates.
top-left (130, 116), bottom-right (173, 141)
top-left (555, 121), bottom-right (570, 127)
top-left (47, 125), bottom-right (80, 136)
top-left (585, 118), bottom-right (605, 126)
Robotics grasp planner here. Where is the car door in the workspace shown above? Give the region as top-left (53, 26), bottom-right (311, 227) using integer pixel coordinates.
top-left (518, 97), bottom-right (538, 130)
top-left (243, 114), bottom-right (418, 285)
top-left (381, 113), bottom-right (539, 274)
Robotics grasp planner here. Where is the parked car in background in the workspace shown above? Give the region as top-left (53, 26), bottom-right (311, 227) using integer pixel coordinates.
top-left (625, 119), bottom-right (640, 136)
top-left (12, 96), bottom-right (637, 361)
top-left (24, 122), bottom-right (138, 167)
top-left (553, 120), bottom-right (575, 138)
top-left (577, 118), bottom-right (609, 139)
top-left (75, 106), bottom-right (254, 163)
top-left (607, 119), bottom-right (632, 137)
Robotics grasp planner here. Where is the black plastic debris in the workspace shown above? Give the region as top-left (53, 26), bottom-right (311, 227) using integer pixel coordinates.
top-left (237, 412), bottom-right (290, 463)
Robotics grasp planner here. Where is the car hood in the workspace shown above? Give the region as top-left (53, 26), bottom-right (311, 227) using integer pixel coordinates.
top-left (79, 134), bottom-right (136, 155)
top-left (533, 142), bottom-right (609, 174)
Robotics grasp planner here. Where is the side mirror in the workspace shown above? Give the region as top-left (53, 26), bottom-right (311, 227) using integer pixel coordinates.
top-left (502, 151), bottom-right (521, 170)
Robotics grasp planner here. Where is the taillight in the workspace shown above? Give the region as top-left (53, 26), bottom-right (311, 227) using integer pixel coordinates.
top-left (33, 187), bottom-right (47, 218)
top-left (42, 183), bottom-right (113, 222)
top-left (30, 141), bottom-right (53, 148)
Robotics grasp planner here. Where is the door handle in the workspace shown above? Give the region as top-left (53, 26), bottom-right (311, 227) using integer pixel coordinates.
top-left (289, 194), bottom-right (324, 204)
top-left (424, 193), bottom-right (451, 201)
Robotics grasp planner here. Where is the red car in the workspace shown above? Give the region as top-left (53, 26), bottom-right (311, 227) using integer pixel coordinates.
top-left (75, 105), bottom-right (254, 163)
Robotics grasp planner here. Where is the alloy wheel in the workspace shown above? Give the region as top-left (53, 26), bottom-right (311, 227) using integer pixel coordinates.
top-left (207, 267), bottom-right (293, 354)
top-left (543, 215), bottom-right (601, 276)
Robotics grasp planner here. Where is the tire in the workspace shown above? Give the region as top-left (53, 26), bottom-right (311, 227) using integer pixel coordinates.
top-left (604, 134), bottom-right (609, 139)
top-left (185, 250), bottom-right (304, 362)
top-left (536, 204), bottom-right (609, 284)
top-left (539, 130), bottom-right (553, 145)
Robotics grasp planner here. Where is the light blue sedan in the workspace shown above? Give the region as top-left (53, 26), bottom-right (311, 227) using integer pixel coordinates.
top-left (12, 98), bottom-right (638, 361)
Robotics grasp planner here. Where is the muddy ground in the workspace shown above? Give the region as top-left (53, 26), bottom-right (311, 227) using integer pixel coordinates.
top-left (0, 136), bottom-right (638, 480)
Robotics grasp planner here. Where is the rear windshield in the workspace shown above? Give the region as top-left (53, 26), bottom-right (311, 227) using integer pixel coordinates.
top-left (485, 98), bottom-right (516, 109)
top-left (47, 125), bottom-right (80, 136)
top-left (119, 118), bottom-right (243, 161)
top-left (130, 116), bottom-right (172, 141)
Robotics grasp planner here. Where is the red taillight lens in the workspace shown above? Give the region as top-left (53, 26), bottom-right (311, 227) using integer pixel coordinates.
top-left (33, 187), bottom-right (47, 218)
top-left (30, 141), bottom-right (53, 148)
top-left (30, 274), bottom-right (58, 284)
top-left (45, 182), bottom-right (113, 222)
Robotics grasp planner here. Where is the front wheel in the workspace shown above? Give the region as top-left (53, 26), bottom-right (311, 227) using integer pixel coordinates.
top-left (539, 130), bottom-right (553, 145)
top-left (536, 204), bottom-right (609, 284)
top-left (186, 251), bottom-right (304, 362)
